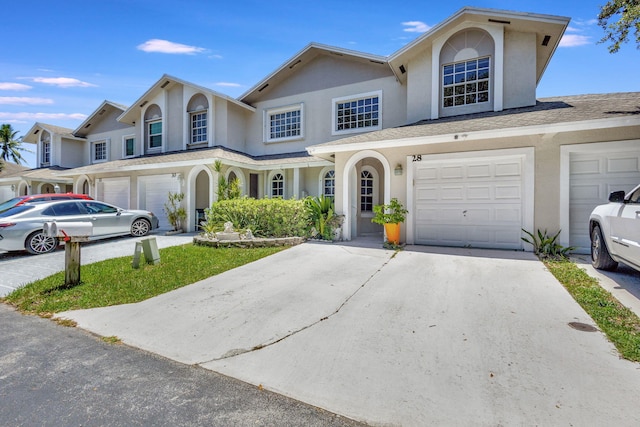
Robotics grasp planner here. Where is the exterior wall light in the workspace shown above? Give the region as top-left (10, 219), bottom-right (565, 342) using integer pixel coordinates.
top-left (394, 164), bottom-right (403, 176)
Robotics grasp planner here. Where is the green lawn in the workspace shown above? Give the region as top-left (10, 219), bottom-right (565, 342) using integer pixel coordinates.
top-left (545, 259), bottom-right (640, 362)
top-left (2, 244), bottom-right (286, 316)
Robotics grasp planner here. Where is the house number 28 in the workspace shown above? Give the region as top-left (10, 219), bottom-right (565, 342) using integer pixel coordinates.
top-left (412, 154), bottom-right (422, 162)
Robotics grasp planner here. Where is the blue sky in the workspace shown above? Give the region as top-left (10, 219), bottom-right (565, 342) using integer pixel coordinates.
top-left (1, 0), bottom-right (638, 168)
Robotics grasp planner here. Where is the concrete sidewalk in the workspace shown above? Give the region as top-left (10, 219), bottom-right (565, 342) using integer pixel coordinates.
top-left (59, 243), bottom-right (640, 426)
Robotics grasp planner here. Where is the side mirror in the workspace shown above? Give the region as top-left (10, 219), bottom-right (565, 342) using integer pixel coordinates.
top-left (608, 191), bottom-right (626, 203)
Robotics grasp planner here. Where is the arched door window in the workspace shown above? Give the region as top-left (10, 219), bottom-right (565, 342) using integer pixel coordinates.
top-left (360, 170), bottom-right (374, 212)
top-left (271, 173), bottom-right (284, 198)
top-left (323, 170), bottom-right (335, 198)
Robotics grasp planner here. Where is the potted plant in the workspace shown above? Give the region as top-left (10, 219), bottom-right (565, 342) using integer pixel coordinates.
top-left (371, 198), bottom-right (408, 245)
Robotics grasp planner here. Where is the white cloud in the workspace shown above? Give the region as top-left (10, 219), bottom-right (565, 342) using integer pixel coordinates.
top-left (31, 77), bottom-right (96, 88)
top-left (0, 82), bottom-right (32, 91)
top-left (0, 112), bottom-right (87, 121)
top-left (215, 82), bottom-right (242, 88)
top-left (0, 97), bottom-right (54, 105)
top-left (559, 34), bottom-right (591, 47)
top-left (137, 39), bottom-right (206, 54)
top-left (402, 21), bottom-right (431, 33)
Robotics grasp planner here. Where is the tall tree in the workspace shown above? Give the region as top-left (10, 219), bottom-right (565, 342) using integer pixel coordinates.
top-left (0, 124), bottom-right (29, 165)
top-left (598, 0), bottom-right (640, 53)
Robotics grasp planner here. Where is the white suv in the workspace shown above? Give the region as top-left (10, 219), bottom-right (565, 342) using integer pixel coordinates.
top-left (589, 184), bottom-right (640, 272)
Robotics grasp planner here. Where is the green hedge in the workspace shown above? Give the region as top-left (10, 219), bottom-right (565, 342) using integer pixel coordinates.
top-left (204, 198), bottom-right (310, 238)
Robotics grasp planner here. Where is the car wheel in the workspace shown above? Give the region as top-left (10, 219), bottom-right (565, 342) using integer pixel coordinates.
top-left (591, 224), bottom-right (618, 271)
top-left (25, 231), bottom-right (58, 255)
top-left (131, 218), bottom-right (151, 237)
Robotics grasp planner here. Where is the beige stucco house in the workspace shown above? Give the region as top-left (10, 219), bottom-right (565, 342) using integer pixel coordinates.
top-left (7, 6), bottom-right (640, 253)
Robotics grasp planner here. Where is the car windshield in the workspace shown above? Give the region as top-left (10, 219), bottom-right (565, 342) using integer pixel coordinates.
top-left (0, 205), bottom-right (35, 218)
top-left (0, 197), bottom-right (25, 212)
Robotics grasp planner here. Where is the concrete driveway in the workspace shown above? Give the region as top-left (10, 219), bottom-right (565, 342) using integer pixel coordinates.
top-left (58, 242), bottom-right (640, 426)
top-left (0, 232), bottom-right (195, 297)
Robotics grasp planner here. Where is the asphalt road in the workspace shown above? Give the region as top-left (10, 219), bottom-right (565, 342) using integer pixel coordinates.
top-left (0, 304), bottom-right (365, 427)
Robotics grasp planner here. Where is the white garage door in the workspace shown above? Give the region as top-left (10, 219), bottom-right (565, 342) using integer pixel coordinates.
top-left (569, 150), bottom-right (640, 253)
top-left (414, 153), bottom-right (528, 250)
top-left (139, 175), bottom-right (180, 230)
top-left (98, 177), bottom-right (130, 209)
top-left (0, 185), bottom-right (14, 203)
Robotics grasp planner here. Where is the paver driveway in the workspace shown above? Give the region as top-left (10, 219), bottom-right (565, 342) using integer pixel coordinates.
top-left (59, 243), bottom-right (640, 426)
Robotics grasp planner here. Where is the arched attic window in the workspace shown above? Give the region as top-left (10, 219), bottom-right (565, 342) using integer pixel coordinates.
top-left (187, 94), bottom-right (209, 145)
top-left (440, 28), bottom-right (495, 116)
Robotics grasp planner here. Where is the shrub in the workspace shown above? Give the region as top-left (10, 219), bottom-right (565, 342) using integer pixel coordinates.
top-left (521, 228), bottom-right (575, 260)
top-left (305, 195), bottom-right (336, 240)
top-left (204, 198), bottom-right (310, 238)
top-left (163, 192), bottom-right (186, 231)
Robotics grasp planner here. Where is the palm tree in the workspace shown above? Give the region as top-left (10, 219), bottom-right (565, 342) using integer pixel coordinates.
top-left (0, 124), bottom-right (29, 166)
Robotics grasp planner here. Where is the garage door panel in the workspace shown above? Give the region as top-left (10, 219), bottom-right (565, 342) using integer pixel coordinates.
top-left (467, 186), bottom-right (491, 200)
top-left (414, 154), bottom-right (525, 250)
top-left (442, 166), bottom-right (464, 179)
top-left (608, 157), bottom-right (638, 173)
top-left (495, 162), bottom-right (521, 177)
top-left (100, 178), bottom-right (130, 209)
top-left (467, 164), bottom-right (491, 178)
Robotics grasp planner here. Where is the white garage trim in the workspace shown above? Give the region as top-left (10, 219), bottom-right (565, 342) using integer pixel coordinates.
top-left (559, 139), bottom-right (640, 251)
top-left (407, 147), bottom-right (534, 249)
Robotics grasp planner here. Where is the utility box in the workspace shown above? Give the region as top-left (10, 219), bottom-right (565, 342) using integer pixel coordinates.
top-left (132, 237), bottom-right (161, 268)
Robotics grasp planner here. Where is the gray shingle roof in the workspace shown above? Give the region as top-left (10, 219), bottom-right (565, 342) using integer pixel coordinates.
top-left (56, 146), bottom-right (330, 176)
top-left (310, 92), bottom-right (640, 148)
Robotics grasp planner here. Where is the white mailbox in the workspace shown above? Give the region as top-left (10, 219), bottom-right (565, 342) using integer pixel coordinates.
top-left (43, 221), bottom-right (93, 239)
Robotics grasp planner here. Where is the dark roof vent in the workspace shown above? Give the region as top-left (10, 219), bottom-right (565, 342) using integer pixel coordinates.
top-left (258, 83), bottom-right (269, 92)
top-left (399, 65), bottom-right (406, 74)
top-left (488, 18), bottom-right (511, 24)
top-left (542, 35), bottom-right (551, 46)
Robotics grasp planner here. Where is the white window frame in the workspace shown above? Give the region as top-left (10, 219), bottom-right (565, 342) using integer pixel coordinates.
top-left (264, 103), bottom-right (304, 143)
top-left (332, 90), bottom-right (382, 136)
top-left (442, 56), bottom-right (491, 109)
top-left (318, 167), bottom-right (335, 198)
top-left (92, 140), bottom-right (108, 163)
top-left (123, 135), bottom-right (135, 158)
top-left (359, 165), bottom-right (379, 217)
top-left (147, 119), bottom-right (162, 151)
top-left (190, 110), bottom-right (208, 144)
top-left (41, 140), bottom-right (51, 166)
top-left (268, 170), bottom-right (285, 198)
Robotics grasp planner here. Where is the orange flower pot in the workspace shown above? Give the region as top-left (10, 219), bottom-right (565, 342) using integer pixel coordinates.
top-left (384, 223), bottom-right (401, 245)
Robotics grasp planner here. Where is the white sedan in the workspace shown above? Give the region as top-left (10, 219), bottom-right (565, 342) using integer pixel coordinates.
top-left (589, 184), bottom-right (640, 272)
top-left (0, 200), bottom-right (159, 255)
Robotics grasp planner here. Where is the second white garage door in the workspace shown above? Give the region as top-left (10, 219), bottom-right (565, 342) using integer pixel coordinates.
top-left (569, 148), bottom-right (640, 253)
top-left (139, 174), bottom-right (181, 230)
top-left (413, 150), bottom-right (532, 250)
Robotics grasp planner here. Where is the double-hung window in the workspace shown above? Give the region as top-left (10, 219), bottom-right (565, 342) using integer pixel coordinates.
top-left (443, 57), bottom-right (490, 108)
top-left (123, 136), bottom-right (135, 157)
top-left (93, 141), bottom-right (107, 163)
top-left (333, 91), bottom-right (382, 135)
top-left (191, 111), bottom-right (207, 144)
top-left (42, 140), bottom-right (50, 165)
top-left (148, 120), bottom-right (162, 149)
top-left (265, 103), bottom-right (303, 143)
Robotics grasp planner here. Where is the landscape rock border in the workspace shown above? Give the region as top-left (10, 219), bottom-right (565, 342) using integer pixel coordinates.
top-left (193, 235), bottom-right (305, 248)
